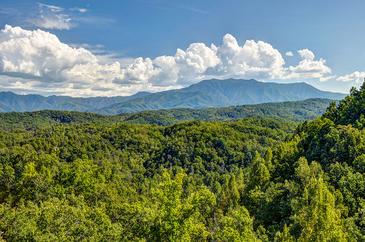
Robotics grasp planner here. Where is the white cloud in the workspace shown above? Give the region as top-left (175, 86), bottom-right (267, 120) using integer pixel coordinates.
top-left (0, 25), bottom-right (129, 95)
top-left (70, 7), bottom-right (88, 13)
top-left (7, 2), bottom-right (106, 31)
top-left (298, 49), bottom-right (315, 60)
top-left (214, 35), bottom-right (285, 79)
top-left (117, 41), bottom-right (220, 86)
top-left (29, 3), bottom-right (74, 30)
top-left (38, 3), bottom-right (63, 13)
top-left (0, 25), bottom-right (349, 96)
top-left (151, 56), bottom-right (179, 86)
top-left (0, 25), bottom-right (97, 82)
top-left (337, 71), bottom-right (365, 83)
top-left (285, 51), bottom-right (293, 57)
top-left (284, 49), bottom-right (331, 80)
top-left (174, 42), bottom-right (220, 84)
top-left (121, 57), bottom-right (159, 84)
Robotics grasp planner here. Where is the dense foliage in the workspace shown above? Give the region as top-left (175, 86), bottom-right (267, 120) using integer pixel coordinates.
top-left (0, 84), bottom-right (364, 241)
top-left (0, 98), bottom-right (333, 130)
top-left (121, 98), bottom-right (334, 125)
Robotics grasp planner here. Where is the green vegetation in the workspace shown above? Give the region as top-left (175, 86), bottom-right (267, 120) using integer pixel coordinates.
top-left (0, 98), bottom-right (333, 130)
top-left (0, 110), bottom-right (112, 130)
top-left (121, 98), bottom-right (334, 125)
top-left (0, 84), bottom-right (364, 241)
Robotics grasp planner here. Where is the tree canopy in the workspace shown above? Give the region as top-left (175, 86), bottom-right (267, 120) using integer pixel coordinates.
top-left (1, 84), bottom-right (365, 241)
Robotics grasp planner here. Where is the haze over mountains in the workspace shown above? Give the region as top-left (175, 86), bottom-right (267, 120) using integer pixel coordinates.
top-left (0, 79), bottom-right (345, 114)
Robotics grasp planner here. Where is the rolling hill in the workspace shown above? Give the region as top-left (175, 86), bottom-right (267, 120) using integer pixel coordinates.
top-left (119, 98), bottom-right (335, 125)
top-left (0, 98), bottom-right (334, 129)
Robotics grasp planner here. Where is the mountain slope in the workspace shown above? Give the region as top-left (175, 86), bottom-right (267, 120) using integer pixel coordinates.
top-left (0, 91), bottom-right (150, 113)
top-left (101, 79), bottom-right (345, 114)
top-left (0, 98), bottom-right (334, 129)
top-left (0, 79), bottom-right (345, 114)
top-left (119, 98), bottom-right (335, 125)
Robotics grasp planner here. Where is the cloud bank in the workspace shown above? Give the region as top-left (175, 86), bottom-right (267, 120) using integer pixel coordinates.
top-left (0, 25), bottom-right (361, 96)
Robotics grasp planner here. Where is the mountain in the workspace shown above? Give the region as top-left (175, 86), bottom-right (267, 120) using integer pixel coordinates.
top-left (119, 98), bottom-right (335, 125)
top-left (0, 79), bottom-right (345, 114)
top-left (0, 91), bottom-right (150, 113)
top-left (100, 79), bottom-right (345, 114)
top-left (0, 98), bottom-right (334, 130)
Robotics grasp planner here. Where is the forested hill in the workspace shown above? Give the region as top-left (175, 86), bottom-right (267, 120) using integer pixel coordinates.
top-left (0, 98), bottom-right (333, 129)
top-left (0, 79), bottom-right (345, 114)
top-left (1, 84), bottom-right (365, 240)
top-left (120, 98), bottom-right (334, 125)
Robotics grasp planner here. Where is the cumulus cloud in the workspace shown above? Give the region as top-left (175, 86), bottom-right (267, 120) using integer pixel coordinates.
top-left (151, 56), bottom-right (179, 86)
top-left (116, 41), bottom-right (221, 86)
top-left (121, 58), bottom-right (159, 84)
top-left (213, 34), bottom-right (285, 79)
top-left (298, 49), bottom-right (315, 60)
top-left (0, 25), bottom-right (130, 95)
top-left (119, 34), bottom-right (288, 86)
top-left (0, 25), bottom-right (345, 96)
top-left (284, 49), bottom-right (332, 80)
top-left (337, 71), bottom-right (365, 83)
top-left (174, 42), bottom-right (220, 84)
top-left (0, 25), bottom-right (97, 82)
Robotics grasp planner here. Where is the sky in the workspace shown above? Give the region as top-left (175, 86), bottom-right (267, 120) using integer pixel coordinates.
top-left (0, 0), bottom-right (364, 96)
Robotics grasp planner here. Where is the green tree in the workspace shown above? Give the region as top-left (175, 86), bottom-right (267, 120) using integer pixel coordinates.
top-left (292, 158), bottom-right (348, 241)
top-left (214, 206), bottom-right (260, 242)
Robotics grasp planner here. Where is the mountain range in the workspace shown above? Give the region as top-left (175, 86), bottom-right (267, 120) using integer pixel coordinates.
top-left (0, 79), bottom-right (346, 114)
top-left (0, 98), bottom-right (335, 130)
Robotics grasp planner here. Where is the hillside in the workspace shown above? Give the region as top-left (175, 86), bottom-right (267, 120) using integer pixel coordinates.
top-left (120, 98), bottom-right (334, 125)
top-left (0, 79), bottom-right (345, 114)
top-left (0, 83), bottom-right (364, 240)
top-left (0, 98), bottom-right (333, 129)
top-left (0, 91), bottom-right (150, 113)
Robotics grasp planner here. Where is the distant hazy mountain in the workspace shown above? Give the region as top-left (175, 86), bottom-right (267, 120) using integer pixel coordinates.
top-left (0, 91), bottom-right (150, 113)
top-left (100, 79), bottom-right (345, 114)
top-left (0, 79), bottom-right (345, 114)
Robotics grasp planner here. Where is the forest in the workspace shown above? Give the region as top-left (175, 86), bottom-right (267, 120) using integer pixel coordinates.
top-left (0, 84), bottom-right (364, 241)
top-left (0, 98), bottom-right (332, 130)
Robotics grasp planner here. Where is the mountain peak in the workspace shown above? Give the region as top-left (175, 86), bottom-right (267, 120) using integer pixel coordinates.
top-left (0, 79), bottom-right (346, 114)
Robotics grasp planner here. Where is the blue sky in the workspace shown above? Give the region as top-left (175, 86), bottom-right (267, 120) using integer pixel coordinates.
top-left (0, 0), bottom-right (363, 96)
